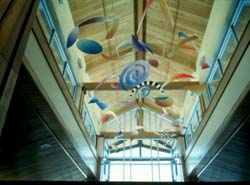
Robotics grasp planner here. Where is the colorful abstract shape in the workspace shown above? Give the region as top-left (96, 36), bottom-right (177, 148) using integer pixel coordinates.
top-left (131, 34), bottom-right (146, 52)
top-left (154, 96), bottom-right (174, 107)
top-left (111, 82), bottom-right (120, 89)
top-left (77, 39), bottom-right (103, 54)
top-left (66, 26), bottom-right (79, 48)
top-left (101, 114), bottom-right (112, 123)
top-left (167, 35), bottom-right (198, 58)
top-left (200, 56), bottom-right (210, 69)
top-left (172, 73), bottom-right (195, 80)
top-left (95, 75), bottom-right (115, 90)
top-left (159, 0), bottom-right (174, 27)
top-left (178, 31), bottom-right (199, 51)
top-left (88, 97), bottom-right (108, 110)
top-left (137, 0), bottom-right (154, 34)
top-left (137, 86), bottom-right (151, 98)
top-left (148, 59), bottom-right (160, 68)
top-left (119, 60), bottom-right (150, 91)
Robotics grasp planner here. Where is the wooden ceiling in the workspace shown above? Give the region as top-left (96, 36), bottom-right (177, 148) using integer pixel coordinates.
top-left (68, 0), bottom-right (213, 120)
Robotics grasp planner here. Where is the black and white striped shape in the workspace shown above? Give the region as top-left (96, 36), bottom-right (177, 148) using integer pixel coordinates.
top-left (130, 81), bottom-right (164, 96)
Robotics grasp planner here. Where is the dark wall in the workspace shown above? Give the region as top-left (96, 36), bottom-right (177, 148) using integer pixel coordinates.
top-left (0, 66), bottom-right (85, 181)
top-left (198, 96), bottom-right (250, 182)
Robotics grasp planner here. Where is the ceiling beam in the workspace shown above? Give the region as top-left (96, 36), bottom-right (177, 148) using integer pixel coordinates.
top-left (82, 81), bottom-right (200, 91)
top-left (100, 131), bottom-right (183, 138)
top-left (134, 0), bottom-right (147, 61)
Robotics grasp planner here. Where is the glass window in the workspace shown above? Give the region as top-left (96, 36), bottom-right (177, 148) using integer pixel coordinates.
top-left (190, 111), bottom-right (199, 134)
top-left (109, 161), bottom-right (124, 181)
top-left (196, 103), bottom-right (203, 123)
top-left (131, 161), bottom-right (153, 181)
top-left (208, 64), bottom-right (223, 98)
top-left (105, 138), bottom-right (182, 182)
top-left (234, 4), bottom-right (250, 40)
top-left (50, 37), bottom-right (65, 73)
top-left (203, 90), bottom-right (211, 108)
top-left (83, 106), bottom-right (97, 146)
top-left (64, 66), bottom-right (76, 96)
top-left (185, 126), bottom-right (192, 147)
top-left (37, 4), bottom-right (53, 42)
top-left (160, 163), bottom-right (172, 181)
top-left (109, 160), bottom-right (174, 182)
top-left (220, 33), bottom-right (238, 72)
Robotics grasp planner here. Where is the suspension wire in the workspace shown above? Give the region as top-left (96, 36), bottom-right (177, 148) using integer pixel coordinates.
top-left (149, 109), bottom-right (152, 132)
top-left (165, 0), bottom-right (181, 81)
top-left (155, 112), bottom-right (157, 133)
top-left (130, 111), bottom-right (132, 132)
top-left (110, 0), bottom-right (120, 94)
top-left (124, 112), bottom-right (126, 132)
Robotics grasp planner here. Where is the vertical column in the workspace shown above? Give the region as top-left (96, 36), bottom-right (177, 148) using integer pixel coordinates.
top-left (96, 136), bottom-right (104, 181)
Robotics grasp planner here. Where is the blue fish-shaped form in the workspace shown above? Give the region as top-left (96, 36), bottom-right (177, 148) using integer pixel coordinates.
top-left (66, 26), bottom-right (80, 48)
top-left (115, 131), bottom-right (123, 139)
top-left (89, 97), bottom-right (108, 110)
top-left (77, 39), bottom-right (103, 54)
top-left (132, 34), bottom-right (146, 52)
top-left (172, 118), bottom-right (183, 125)
top-left (154, 96), bottom-right (169, 101)
top-left (116, 39), bottom-right (153, 54)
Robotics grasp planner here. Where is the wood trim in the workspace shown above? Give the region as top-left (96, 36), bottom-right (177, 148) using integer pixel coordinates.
top-left (79, 90), bottom-right (84, 115)
top-left (185, 21), bottom-right (250, 161)
top-left (0, 0), bottom-right (39, 136)
top-left (199, 94), bottom-right (206, 115)
top-left (0, 0), bottom-right (12, 23)
top-left (137, 97), bottom-right (143, 127)
top-left (32, 17), bottom-right (98, 159)
top-left (136, 0), bottom-right (146, 60)
top-left (82, 81), bottom-right (200, 91)
top-left (0, 1), bottom-right (31, 61)
top-left (0, 0), bottom-right (31, 87)
top-left (100, 131), bottom-right (183, 138)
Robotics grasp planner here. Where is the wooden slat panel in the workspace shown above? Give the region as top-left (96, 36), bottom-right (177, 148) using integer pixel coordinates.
top-left (0, 67), bottom-right (86, 180)
top-left (197, 91), bottom-right (250, 181)
top-left (14, 65), bottom-right (95, 179)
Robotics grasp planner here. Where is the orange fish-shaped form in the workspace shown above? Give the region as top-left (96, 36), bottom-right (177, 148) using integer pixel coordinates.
top-left (100, 114), bottom-right (112, 123)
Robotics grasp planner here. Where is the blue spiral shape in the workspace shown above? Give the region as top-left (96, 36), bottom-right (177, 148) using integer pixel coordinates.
top-left (138, 86), bottom-right (151, 98)
top-left (119, 60), bottom-right (150, 91)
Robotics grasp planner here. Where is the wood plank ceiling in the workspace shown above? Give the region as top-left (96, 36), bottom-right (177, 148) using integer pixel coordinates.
top-left (68, 0), bottom-right (213, 122)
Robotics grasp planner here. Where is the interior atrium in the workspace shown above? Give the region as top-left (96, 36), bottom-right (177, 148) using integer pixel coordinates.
top-left (0, 0), bottom-right (249, 182)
